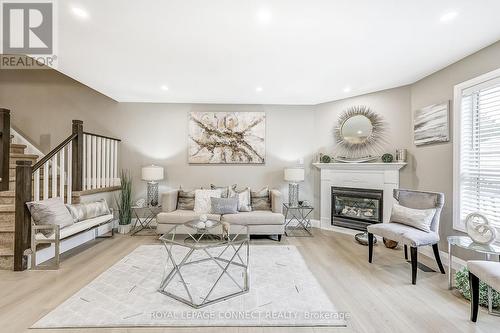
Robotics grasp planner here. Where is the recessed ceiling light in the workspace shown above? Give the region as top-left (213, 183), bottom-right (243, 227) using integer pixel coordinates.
top-left (256, 86), bottom-right (263, 93)
top-left (71, 7), bottom-right (89, 19)
top-left (440, 11), bottom-right (458, 23)
top-left (256, 8), bottom-right (272, 24)
top-left (161, 85), bottom-right (169, 91)
top-left (343, 86), bottom-right (351, 93)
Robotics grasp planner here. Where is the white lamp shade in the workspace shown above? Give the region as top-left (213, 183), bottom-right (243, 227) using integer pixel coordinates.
top-left (142, 165), bottom-right (164, 181)
top-left (284, 168), bottom-right (304, 182)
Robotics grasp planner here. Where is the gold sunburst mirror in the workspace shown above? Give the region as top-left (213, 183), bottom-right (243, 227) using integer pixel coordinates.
top-left (333, 106), bottom-right (387, 162)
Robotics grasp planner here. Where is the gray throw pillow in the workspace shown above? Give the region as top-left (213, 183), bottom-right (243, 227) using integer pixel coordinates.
top-left (26, 197), bottom-right (74, 236)
top-left (66, 199), bottom-right (111, 222)
top-left (251, 187), bottom-right (271, 211)
top-left (211, 197), bottom-right (239, 215)
top-left (177, 188), bottom-right (196, 210)
top-left (390, 203), bottom-right (436, 233)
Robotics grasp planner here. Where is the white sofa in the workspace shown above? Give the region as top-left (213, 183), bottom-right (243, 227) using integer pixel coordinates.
top-left (156, 189), bottom-right (285, 239)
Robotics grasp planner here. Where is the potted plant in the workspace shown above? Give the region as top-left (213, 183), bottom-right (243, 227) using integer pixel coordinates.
top-left (116, 170), bottom-right (132, 234)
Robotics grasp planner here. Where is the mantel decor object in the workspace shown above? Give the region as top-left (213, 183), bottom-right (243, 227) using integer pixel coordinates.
top-left (333, 105), bottom-right (387, 162)
top-left (142, 165), bottom-right (164, 207)
top-left (284, 167), bottom-right (304, 207)
top-left (381, 153), bottom-right (394, 163)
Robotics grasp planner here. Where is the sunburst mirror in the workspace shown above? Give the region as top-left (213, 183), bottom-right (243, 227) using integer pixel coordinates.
top-left (333, 106), bottom-right (387, 162)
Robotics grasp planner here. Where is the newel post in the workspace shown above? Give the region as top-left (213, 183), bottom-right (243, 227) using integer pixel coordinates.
top-left (0, 108), bottom-right (10, 191)
top-left (72, 120), bottom-right (83, 191)
top-left (14, 160), bottom-right (32, 271)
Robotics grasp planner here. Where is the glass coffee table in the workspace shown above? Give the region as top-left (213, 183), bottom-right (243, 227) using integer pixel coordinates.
top-left (158, 220), bottom-right (249, 308)
top-left (447, 235), bottom-right (500, 315)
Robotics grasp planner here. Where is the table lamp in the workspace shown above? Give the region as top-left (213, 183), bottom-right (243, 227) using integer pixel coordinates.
top-left (284, 167), bottom-right (304, 207)
top-left (141, 165), bottom-right (164, 206)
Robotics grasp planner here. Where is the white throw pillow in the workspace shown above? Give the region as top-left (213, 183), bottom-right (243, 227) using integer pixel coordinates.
top-left (194, 189), bottom-right (222, 214)
top-left (390, 203), bottom-right (436, 233)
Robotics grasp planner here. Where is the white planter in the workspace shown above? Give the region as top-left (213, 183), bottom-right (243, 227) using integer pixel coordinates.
top-left (117, 224), bottom-right (131, 234)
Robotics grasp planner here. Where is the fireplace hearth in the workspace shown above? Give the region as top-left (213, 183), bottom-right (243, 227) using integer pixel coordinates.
top-left (331, 187), bottom-right (383, 231)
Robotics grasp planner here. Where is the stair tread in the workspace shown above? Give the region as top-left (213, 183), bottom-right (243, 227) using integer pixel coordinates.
top-left (0, 204), bottom-right (14, 212)
top-left (10, 144), bottom-right (27, 149)
top-left (0, 191), bottom-right (14, 197)
top-left (0, 251), bottom-right (14, 257)
top-left (9, 153), bottom-right (38, 159)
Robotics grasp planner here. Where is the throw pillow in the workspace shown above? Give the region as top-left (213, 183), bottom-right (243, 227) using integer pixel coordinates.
top-left (177, 188), bottom-right (196, 210)
top-left (390, 203), bottom-right (437, 233)
top-left (229, 186), bottom-right (252, 212)
top-left (26, 197), bottom-right (74, 236)
top-left (194, 189), bottom-right (222, 214)
top-left (210, 184), bottom-right (237, 198)
top-left (211, 197), bottom-right (239, 215)
top-left (66, 199), bottom-right (111, 222)
top-left (251, 186), bottom-right (271, 211)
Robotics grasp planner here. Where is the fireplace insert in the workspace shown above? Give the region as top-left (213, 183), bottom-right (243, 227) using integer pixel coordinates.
top-left (331, 187), bottom-right (383, 231)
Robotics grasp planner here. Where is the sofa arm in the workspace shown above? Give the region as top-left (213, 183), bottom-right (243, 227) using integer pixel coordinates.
top-left (270, 189), bottom-right (283, 214)
top-left (161, 190), bottom-right (179, 213)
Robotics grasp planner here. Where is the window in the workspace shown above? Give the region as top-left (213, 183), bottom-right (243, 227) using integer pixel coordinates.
top-left (453, 68), bottom-right (500, 231)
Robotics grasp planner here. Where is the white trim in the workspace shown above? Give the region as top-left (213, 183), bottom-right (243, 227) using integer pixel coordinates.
top-left (453, 67), bottom-right (500, 233)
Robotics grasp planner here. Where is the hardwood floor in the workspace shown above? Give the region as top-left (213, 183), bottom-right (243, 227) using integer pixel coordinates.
top-left (0, 228), bottom-right (498, 333)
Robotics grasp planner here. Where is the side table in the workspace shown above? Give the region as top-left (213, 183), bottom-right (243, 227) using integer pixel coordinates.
top-left (447, 235), bottom-right (500, 315)
top-left (283, 203), bottom-right (314, 237)
top-left (131, 205), bottom-right (162, 235)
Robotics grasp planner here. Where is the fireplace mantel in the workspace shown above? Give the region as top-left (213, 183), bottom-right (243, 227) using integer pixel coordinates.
top-left (313, 162), bottom-right (407, 229)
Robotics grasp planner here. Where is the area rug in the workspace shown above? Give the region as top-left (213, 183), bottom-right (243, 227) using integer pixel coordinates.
top-left (32, 245), bottom-right (346, 328)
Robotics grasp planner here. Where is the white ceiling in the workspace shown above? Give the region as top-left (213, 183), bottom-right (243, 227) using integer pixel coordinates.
top-left (56, 0), bottom-right (500, 105)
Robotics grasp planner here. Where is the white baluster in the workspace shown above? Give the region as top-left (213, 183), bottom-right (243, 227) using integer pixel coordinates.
top-left (51, 153), bottom-right (57, 198)
top-left (60, 148), bottom-right (65, 201)
top-left (86, 134), bottom-right (91, 190)
top-left (92, 135), bottom-right (97, 189)
top-left (82, 134), bottom-right (86, 190)
top-left (114, 140), bottom-right (118, 185)
top-left (96, 137), bottom-right (102, 188)
top-left (33, 169), bottom-right (40, 202)
top-left (110, 140), bottom-right (114, 186)
top-left (67, 145), bottom-right (72, 204)
top-left (43, 161), bottom-right (49, 199)
top-left (105, 139), bottom-right (110, 187)
top-left (102, 138), bottom-right (106, 187)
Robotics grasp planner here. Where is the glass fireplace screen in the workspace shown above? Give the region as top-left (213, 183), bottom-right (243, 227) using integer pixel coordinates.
top-left (332, 189), bottom-right (383, 224)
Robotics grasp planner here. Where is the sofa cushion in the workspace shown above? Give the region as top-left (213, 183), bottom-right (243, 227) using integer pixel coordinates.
top-left (36, 214), bottom-right (114, 240)
top-left (157, 210), bottom-right (221, 224)
top-left (221, 211), bottom-right (284, 225)
top-left (251, 187), bottom-right (271, 211)
top-left (177, 189), bottom-right (196, 210)
top-left (27, 197), bottom-right (74, 236)
top-left (211, 197), bottom-right (238, 214)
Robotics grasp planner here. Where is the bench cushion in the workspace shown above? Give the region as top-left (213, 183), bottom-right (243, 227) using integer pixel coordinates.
top-left (367, 222), bottom-right (439, 247)
top-left (468, 261), bottom-right (500, 292)
top-left (36, 214), bottom-right (114, 241)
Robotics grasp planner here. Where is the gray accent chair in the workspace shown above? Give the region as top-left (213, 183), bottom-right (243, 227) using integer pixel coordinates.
top-left (366, 189), bottom-right (445, 285)
top-left (468, 261), bottom-right (500, 322)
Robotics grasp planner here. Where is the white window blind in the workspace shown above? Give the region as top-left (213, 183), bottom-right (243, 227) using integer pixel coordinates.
top-left (459, 77), bottom-right (500, 229)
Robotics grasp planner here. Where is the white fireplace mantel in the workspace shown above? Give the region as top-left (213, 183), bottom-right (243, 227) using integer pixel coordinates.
top-left (313, 162), bottom-right (407, 229)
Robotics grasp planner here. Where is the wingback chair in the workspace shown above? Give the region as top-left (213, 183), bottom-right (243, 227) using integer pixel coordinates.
top-left (468, 261), bottom-right (500, 322)
top-left (366, 189), bottom-right (445, 285)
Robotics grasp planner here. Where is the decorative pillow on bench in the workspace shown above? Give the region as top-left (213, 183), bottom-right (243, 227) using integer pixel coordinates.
top-left (66, 199), bottom-right (111, 223)
top-left (26, 197), bottom-right (74, 236)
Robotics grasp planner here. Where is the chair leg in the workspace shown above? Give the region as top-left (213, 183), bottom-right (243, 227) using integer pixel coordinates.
top-left (410, 247), bottom-right (418, 285)
top-left (368, 233), bottom-right (374, 263)
top-left (469, 272), bottom-right (480, 322)
top-left (432, 244), bottom-right (445, 274)
top-left (404, 245), bottom-right (408, 260)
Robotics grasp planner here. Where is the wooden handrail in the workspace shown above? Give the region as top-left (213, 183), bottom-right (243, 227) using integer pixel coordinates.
top-left (32, 132), bottom-right (77, 171)
top-left (83, 131), bottom-right (121, 142)
top-left (0, 108), bottom-right (10, 191)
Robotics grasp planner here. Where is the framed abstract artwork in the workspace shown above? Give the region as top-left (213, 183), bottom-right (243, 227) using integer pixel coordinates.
top-left (188, 112), bottom-right (266, 164)
top-left (414, 101), bottom-right (450, 146)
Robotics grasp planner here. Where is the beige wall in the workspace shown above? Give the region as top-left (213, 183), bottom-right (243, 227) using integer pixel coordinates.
top-left (409, 40), bottom-right (500, 257)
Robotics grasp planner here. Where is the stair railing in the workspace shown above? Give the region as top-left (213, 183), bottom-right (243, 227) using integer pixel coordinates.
top-left (0, 109), bottom-right (10, 191)
top-left (14, 120), bottom-right (121, 271)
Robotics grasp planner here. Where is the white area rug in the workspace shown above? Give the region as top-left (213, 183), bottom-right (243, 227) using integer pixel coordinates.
top-left (33, 245), bottom-right (346, 328)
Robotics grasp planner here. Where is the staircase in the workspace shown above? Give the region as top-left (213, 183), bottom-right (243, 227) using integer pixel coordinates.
top-left (0, 143), bottom-right (39, 270)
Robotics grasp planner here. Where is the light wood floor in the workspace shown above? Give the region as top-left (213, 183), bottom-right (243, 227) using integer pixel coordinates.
top-left (0, 228), bottom-right (498, 333)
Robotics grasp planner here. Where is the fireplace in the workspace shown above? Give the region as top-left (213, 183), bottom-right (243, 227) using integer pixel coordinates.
top-left (331, 187), bottom-right (383, 231)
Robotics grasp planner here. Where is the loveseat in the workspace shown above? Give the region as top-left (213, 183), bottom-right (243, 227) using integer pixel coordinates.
top-left (156, 189), bottom-right (285, 239)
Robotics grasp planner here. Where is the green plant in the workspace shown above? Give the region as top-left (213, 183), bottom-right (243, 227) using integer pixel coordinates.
top-left (455, 267), bottom-right (500, 308)
top-left (115, 170), bottom-right (132, 225)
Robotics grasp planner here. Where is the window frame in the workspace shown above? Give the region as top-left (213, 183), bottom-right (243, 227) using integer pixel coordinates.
top-left (453, 67), bottom-right (500, 232)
